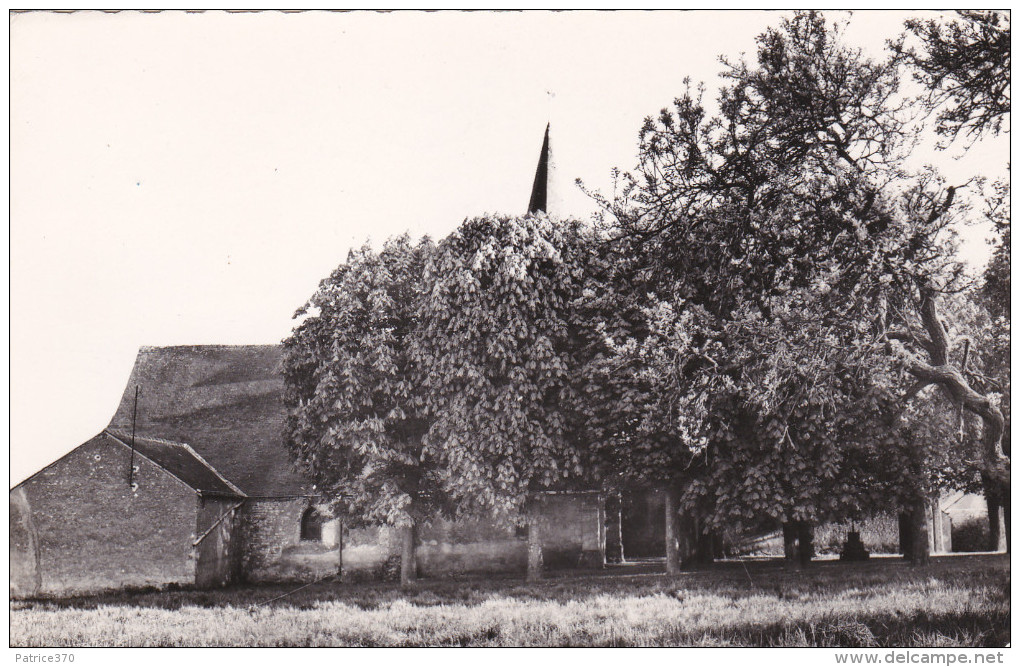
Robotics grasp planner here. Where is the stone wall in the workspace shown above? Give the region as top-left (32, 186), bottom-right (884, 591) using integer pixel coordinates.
top-left (10, 433), bottom-right (198, 597)
top-left (538, 493), bottom-right (605, 568)
top-left (343, 520), bottom-right (529, 579)
top-left (342, 525), bottom-right (400, 578)
top-left (418, 537), bottom-right (527, 576)
top-left (237, 497), bottom-right (340, 583)
top-left (10, 487), bottom-right (41, 597)
top-left (419, 518), bottom-right (528, 576)
top-left (342, 493), bottom-right (605, 579)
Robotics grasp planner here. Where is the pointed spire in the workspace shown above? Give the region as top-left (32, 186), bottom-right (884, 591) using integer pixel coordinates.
top-left (527, 123), bottom-right (551, 214)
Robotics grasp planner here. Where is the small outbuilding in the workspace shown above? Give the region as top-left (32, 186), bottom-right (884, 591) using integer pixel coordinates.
top-left (11, 431), bottom-right (245, 596)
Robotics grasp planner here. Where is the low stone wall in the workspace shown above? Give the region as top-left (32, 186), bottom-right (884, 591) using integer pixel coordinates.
top-left (538, 493), bottom-right (605, 568)
top-left (341, 494), bottom-right (605, 580)
top-left (342, 525), bottom-right (401, 579)
top-left (418, 539), bottom-right (527, 576)
top-left (238, 498), bottom-right (340, 583)
top-left (342, 525), bottom-right (528, 579)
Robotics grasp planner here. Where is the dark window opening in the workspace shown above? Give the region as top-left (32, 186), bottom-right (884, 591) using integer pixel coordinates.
top-left (300, 507), bottom-right (324, 541)
top-left (515, 524), bottom-right (529, 539)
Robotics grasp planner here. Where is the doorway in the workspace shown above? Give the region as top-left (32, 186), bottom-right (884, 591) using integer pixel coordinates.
top-left (620, 490), bottom-right (666, 559)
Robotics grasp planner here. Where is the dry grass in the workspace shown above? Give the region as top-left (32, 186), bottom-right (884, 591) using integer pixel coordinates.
top-left (10, 554), bottom-right (1008, 647)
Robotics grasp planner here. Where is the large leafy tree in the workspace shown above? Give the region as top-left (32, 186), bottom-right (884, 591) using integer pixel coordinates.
top-left (963, 225), bottom-right (1012, 549)
top-left (572, 260), bottom-right (711, 571)
top-left (893, 10), bottom-right (1010, 146)
top-left (593, 12), bottom-right (918, 566)
top-left (595, 11), bottom-right (1008, 566)
top-left (891, 9), bottom-right (1012, 550)
top-left (283, 235), bottom-right (442, 586)
top-left (414, 213), bottom-right (595, 579)
top-left (980, 179), bottom-right (1010, 321)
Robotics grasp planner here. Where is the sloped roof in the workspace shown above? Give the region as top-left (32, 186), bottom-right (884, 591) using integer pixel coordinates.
top-left (108, 345), bottom-right (311, 497)
top-left (105, 430), bottom-right (243, 496)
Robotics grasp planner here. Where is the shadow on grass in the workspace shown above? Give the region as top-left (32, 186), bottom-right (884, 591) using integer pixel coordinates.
top-left (12, 554), bottom-right (1008, 614)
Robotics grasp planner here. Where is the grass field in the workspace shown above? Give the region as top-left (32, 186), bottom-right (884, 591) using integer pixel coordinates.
top-left (10, 554), bottom-right (1008, 647)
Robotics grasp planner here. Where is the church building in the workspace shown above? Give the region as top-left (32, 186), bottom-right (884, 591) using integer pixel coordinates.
top-left (10, 126), bottom-right (614, 598)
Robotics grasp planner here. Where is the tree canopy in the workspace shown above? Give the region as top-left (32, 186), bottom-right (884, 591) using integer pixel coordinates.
top-left (282, 11), bottom-right (1009, 574)
top-left (590, 11), bottom-right (1009, 557)
top-left (415, 214), bottom-right (596, 518)
top-left (282, 235), bottom-right (445, 539)
top-left (893, 10), bottom-right (1010, 146)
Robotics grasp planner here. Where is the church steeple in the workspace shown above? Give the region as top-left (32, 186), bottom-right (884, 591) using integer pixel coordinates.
top-left (527, 123), bottom-right (551, 214)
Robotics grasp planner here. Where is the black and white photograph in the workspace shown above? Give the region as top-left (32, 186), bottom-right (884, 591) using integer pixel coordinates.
top-left (8, 9), bottom-right (1010, 652)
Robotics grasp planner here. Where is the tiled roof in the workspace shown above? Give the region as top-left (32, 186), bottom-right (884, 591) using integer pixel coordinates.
top-left (108, 345), bottom-right (310, 497)
top-left (105, 430), bottom-right (243, 496)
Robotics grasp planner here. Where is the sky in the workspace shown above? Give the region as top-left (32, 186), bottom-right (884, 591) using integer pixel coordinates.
top-left (10, 10), bottom-right (1009, 485)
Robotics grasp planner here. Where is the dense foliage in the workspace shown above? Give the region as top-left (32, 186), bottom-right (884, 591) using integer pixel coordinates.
top-left (283, 236), bottom-right (445, 530)
top-left (588, 12), bottom-right (1009, 551)
top-left (893, 10), bottom-right (1010, 146)
top-left (415, 214), bottom-right (596, 517)
top-left (282, 11), bottom-right (1009, 571)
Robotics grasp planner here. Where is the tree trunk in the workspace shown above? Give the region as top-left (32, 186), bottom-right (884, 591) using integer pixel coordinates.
top-left (713, 532), bottom-right (725, 559)
top-left (605, 491), bottom-right (624, 564)
top-left (696, 529), bottom-right (716, 565)
top-left (664, 488), bottom-right (680, 575)
top-left (783, 522), bottom-right (798, 562)
top-left (678, 511), bottom-right (698, 569)
top-left (1004, 499), bottom-right (1011, 553)
top-left (1004, 441), bottom-right (1011, 553)
top-left (399, 522), bottom-right (417, 587)
top-left (930, 498), bottom-right (945, 554)
top-left (527, 508), bottom-right (544, 582)
top-left (797, 521), bottom-right (814, 567)
top-left (908, 496), bottom-right (930, 565)
top-left (984, 486), bottom-right (1006, 552)
top-left (337, 521), bottom-right (344, 581)
top-left (899, 512), bottom-right (913, 559)
top-left (899, 294), bottom-right (1010, 500)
